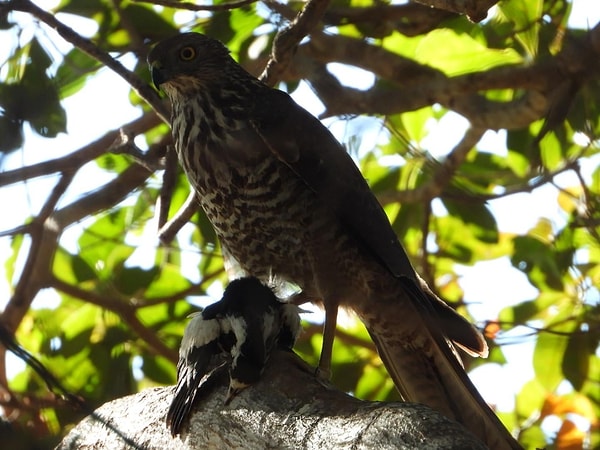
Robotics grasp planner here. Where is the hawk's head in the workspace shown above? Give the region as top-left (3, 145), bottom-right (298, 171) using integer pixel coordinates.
top-left (147, 32), bottom-right (232, 93)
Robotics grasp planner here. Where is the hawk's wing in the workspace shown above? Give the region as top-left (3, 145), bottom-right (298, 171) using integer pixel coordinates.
top-left (249, 87), bottom-right (486, 357)
top-left (250, 88), bottom-right (414, 280)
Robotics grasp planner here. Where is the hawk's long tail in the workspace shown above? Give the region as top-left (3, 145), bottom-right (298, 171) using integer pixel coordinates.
top-left (356, 277), bottom-right (522, 450)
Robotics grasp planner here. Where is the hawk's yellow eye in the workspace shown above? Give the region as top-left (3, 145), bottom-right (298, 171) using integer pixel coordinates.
top-left (179, 46), bottom-right (196, 61)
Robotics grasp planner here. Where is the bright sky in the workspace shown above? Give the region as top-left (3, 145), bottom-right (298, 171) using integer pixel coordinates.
top-left (1, 0), bottom-right (599, 437)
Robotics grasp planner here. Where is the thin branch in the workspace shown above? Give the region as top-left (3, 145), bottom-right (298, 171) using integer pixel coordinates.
top-left (489, 318), bottom-right (599, 342)
top-left (158, 190), bottom-right (197, 244)
top-left (0, 321), bottom-right (85, 408)
top-left (0, 112), bottom-right (162, 188)
top-left (133, 0), bottom-right (258, 11)
top-left (260, 0), bottom-right (333, 86)
top-left (156, 148), bottom-right (179, 231)
top-left (377, 154), bottom-right (580, 207)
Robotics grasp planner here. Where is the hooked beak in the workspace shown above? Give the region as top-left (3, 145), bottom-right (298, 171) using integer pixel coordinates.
top-left (149, 61), bottom-right (167, 89)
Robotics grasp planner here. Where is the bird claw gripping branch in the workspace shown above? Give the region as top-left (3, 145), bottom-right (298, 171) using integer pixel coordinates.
top-left (166, 277), bottom-right (301, 436)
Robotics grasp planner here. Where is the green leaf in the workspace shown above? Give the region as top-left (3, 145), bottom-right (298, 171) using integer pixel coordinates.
top-left (400, 107), bottom-right (433, 144)
top-left (4, 233), bottom-right (24, 287)
top-left (114, 266), bottom-right (160, 296)
top-left (95, 153), bottom-right (131, 173)
top-left (72, 254), bottom-right (97, 283)
top-left (498, 292), bottom-right (562, 324)
top-left (0, 38), bottom-right (66, 139)
top-left (562, 332), bottom-right (592, 391)
top-left (441, 198), bottom-right (499, 244)
top-left (511, 235), bottom-right (564, 291)
top-left (144, 263), bottom-right (192, 299)
top-left (533, 302), bottom-right (578, 391)
top-left (518, 424), bottom-right (548, 450)
top-left (505, 150), bottom-right (530, 177)
top-left (55, 48), bottom-right (101, 99)
top-left (515, 378), bottom-right (546, 420)
top-left (141, 354), bottom-right (175, 385)
top-left (416, 29), bottom-right (522, 76)
top-left (533, 332), bottom-right (568, 391)
top-left (77, 208), bottom-right (137, 275)
top-left (119, 4), bottom-right (178, 42)
top-left (61, 303), bottom-right (99, 341)
top-left (536, 124), bottom-right (564, 170)
top-left (498, 0), bottom-right (543, 58)
top-left (0, 114), bottom-right (24, 153)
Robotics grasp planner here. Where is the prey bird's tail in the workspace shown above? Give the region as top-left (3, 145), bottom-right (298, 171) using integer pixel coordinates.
top-left (358, 277), bottom-right (522, 450)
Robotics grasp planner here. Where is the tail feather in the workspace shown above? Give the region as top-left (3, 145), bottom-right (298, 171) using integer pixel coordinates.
top-left (359, 278), bottom-right (522, 450)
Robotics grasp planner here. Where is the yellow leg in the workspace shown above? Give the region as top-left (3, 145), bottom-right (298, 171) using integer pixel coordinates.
top-left (317, 300), bottom-right (338, 380)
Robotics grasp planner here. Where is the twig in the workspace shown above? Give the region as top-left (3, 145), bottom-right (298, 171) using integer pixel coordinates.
top-left (0, 321), bottom-right (86, 408)
top-left (158, 190), bottom-right (198, 244)
top-left (132, 0), bottom-right (258, 12)
top-left (0, 112), bottom-right (162, 189)
top-left (261, 0), bottom-right (333, 86)
top-left (156, 148), bottom-right (179, 231)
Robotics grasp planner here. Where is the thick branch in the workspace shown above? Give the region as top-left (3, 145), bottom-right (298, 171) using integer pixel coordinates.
top-left (286, 24), bottom-right (600, 127)
top-left (323, 3), bottom-right (456, 37)
top-left (58, 352), bottom-right (486, 450)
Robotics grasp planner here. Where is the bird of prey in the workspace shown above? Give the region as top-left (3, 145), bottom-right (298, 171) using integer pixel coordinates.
top-left (148, 32), bottom-right (521, 449)
top-left (167, 277), bottom-right (301, 435)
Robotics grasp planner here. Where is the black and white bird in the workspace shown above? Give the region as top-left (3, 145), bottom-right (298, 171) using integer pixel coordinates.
top-left (166, 277), bottom-right (301, 436)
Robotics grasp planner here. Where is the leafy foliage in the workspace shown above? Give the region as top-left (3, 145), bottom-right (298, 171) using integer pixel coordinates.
top-left (0, 0), bottom-right (599, 448)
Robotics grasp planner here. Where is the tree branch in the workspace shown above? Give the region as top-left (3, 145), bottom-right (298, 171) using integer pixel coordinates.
top-left (158, 191), bottom-right (198, 244)
top-left (322, 3), bottom-right (456, 37)
top-left (58, 352), bottom-right (487, 450)
top-left (0, 112), bottom-right (162, 188)
top-left (260, 0), bottom-right (333, 86)
top-left (132, 0), bottom-right (258, 12)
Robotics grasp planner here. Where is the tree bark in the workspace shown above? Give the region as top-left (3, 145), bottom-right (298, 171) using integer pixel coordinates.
top-left (57, 351), bottom-right (487, 449)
